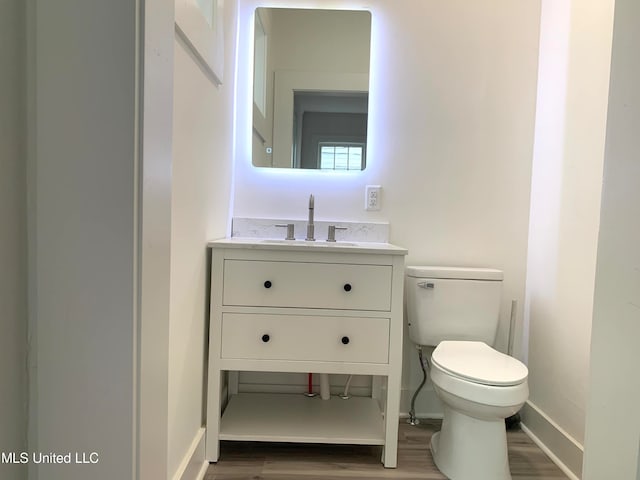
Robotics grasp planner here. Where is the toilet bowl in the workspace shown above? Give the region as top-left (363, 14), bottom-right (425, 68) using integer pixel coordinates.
top-left (429, 341), bottom-right (528, 480)
top-left (406, 266), bottom-right (529, 479)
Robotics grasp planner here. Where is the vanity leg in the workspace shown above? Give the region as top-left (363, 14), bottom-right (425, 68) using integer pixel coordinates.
top-left (382, 374), bottom-right (401, 468)
top-left (205, 367), bottom-right (222, 462)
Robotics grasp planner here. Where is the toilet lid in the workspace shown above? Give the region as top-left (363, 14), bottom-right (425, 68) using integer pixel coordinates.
top-left (431, 341), bottom-right (528, 386)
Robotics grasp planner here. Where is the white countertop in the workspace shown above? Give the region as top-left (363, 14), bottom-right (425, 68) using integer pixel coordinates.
top-left (208, 237), bottom-right (408, 255)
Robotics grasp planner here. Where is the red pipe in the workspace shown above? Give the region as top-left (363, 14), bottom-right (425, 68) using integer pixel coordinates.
top-left (308, 373), bottom-right (313, 394)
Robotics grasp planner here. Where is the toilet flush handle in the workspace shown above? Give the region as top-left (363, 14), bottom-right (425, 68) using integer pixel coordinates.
top-left (417, 281), bottom-right (435, 289)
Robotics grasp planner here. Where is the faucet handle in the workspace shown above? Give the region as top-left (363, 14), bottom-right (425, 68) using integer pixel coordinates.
top-left (275, 223), bottom-right (295, 240)
top-left (326, 225), bottom-right (347, 242)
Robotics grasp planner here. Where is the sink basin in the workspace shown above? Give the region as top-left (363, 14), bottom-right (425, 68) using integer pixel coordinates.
top-left (260, 239), bottom-right (358, 247)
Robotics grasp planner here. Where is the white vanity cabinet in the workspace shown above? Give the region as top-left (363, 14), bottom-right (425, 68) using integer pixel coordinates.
top-left (205, 238), bottom-right (407, 468)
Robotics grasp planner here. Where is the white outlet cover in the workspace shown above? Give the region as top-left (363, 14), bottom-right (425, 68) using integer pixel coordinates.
top-left (365, 185), bottom-right (381, 211)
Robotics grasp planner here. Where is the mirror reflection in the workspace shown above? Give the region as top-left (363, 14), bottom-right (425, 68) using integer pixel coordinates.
top-left (252, 8), bottom-right (372, 170)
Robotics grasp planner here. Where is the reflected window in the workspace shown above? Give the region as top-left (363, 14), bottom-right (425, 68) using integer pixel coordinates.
top-left (294, 92), bottom-right (368, 170)
top-left (319, 143), bottom-right (365, 171)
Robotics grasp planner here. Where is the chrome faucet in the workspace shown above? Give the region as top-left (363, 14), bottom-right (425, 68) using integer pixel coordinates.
top-left (306, 194), bottom-right (315, 241)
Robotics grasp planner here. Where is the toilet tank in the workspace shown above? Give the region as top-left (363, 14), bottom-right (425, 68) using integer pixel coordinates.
top-left (406, 266), bottom-right (503, 347)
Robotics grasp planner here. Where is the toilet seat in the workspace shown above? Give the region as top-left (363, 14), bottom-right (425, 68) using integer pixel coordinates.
top-left (432, 341), bottom-right (528, 387)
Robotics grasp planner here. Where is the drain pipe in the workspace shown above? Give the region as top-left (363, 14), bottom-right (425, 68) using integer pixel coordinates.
top-left (319, 373), bottom-right (330, 400)
top-left (407, 345), bottom-right (428, 425)
top-left (305, 372), bottom-right (330, 400)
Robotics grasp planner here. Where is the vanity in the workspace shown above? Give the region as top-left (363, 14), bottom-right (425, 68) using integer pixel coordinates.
top-left (205, 237), bottom-right (407, 467)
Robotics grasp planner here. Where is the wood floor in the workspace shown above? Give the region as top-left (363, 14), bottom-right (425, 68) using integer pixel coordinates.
top-left (204, 419), bottom-right (569, 479)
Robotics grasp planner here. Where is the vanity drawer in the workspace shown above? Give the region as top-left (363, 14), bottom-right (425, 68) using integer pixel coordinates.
top-left (222, 260), bottom-right (392, 311)
top-left (221, 313), bottom-right (390, 364)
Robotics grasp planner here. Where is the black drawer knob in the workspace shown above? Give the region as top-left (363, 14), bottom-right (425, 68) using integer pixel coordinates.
top-left (341, 336), bottom-right (350, 345)
top-left (264, 280), bottom-right (272, 289)
top-left (261, 334), bottom-right (270, 343)
top-left (343, 283), bottom-right (352, 292)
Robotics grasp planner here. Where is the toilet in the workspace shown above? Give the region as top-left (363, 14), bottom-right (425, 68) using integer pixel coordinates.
top-left (406, 266), bottom-right (529, 480)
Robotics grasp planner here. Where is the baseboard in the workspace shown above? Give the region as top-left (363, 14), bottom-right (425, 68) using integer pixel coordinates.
top-left (520, 401), bottom-right (583, 479)
top-left (172, 428), bottom-right (208, 480)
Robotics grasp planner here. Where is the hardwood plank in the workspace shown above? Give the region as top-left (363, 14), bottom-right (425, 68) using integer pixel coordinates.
top-left (204, 420), bottom-right (568, 479)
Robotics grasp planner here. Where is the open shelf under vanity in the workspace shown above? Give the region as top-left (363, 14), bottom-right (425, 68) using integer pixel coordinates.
top-left (219, 392), bottom-right (385, 445)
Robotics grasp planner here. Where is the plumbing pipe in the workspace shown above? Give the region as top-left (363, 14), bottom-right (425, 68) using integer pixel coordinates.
top-left (304, 373), bottom-right (317, 397)
top-left (408, 346), bottom-right (428, 425)
top-left (319, 373), bottom-right (330, 400)
top-left (340, 375), bottom-right (353, 399)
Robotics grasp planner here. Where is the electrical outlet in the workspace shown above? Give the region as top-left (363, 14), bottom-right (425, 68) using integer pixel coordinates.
top-left (365, 185), bottom-right (381, 211)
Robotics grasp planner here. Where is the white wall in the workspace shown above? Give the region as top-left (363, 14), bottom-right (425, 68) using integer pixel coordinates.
top-left (31, 0), bottom-right (138, 476)
top-left (234, 0), bottom-right (540, 413)
top-left (269, 8), bottom-right (370, 74)
top-left (29, 1), bottom-right (176, 479)
top-left (582, 0), bottom-right (640, 476)
top-left (168, 1), bottom-right (237, 477)
top-left (522, 0), bottom-right (615, 476)
top-left (0, 1), bottom-right (27, 479)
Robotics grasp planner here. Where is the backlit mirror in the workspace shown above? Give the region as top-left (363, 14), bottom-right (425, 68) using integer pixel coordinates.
top-left (252, 8), bottom-right (372, 170)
